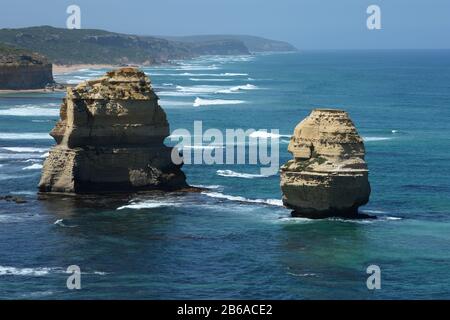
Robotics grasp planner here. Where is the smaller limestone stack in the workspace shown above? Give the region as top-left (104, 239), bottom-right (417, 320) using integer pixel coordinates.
top-left (39, 67), bottom-right (187, 193)
top-left (280, 109), bottom-right (370, 218)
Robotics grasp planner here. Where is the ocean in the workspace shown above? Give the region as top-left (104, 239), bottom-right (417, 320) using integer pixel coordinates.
top-left (0, 51), bottom-right (449, 299)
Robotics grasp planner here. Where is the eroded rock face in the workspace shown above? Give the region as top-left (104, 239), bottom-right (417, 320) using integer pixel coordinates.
top-left (280, 109), bottom-right (370, 218)
top-left (39, 67), bottom-right (187, 193)
top-left (0, 47), bottom-right (53, 90)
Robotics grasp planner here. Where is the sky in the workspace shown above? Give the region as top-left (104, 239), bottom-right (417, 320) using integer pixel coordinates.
top-left (1, 0), bottom-right (449, 49)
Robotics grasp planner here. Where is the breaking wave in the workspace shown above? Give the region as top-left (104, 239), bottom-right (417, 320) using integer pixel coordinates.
top-left (22, 163), bottom-right (43, 170)
top-left (54, 219), bottom-right (78, 228)
top-left (216, 84), bottom-right (258, 94)
top-left (363, 136), bottom-right (392, 142)
top-left (216, 169), bottom-right (268, 179)
top-left (0, 106), bottom-right (59, 117)
top-left (0, 266), bottom-right (53, 276)
top-left (0, 133), bottom-right (52, 140)
top-left (1, 147), bottom-right (49, 153)
top-left (149, 72), bottom-right (248, 77)
top-left (249, 131), bottom-right (291, 139)
top-left (0, 265), bottom-right (108, 276)
top-left (191, 184), bottom-right (222, 190)
top-left (189, 78), bottom-right (233, 82)
top-left (193, 98), bottom-right (245, 107)
top-left (117, 200), bottom-right (175, 210)
top-left (202, 191), bottom-right (283, 207)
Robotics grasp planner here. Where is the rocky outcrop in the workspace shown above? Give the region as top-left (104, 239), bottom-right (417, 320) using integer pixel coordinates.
top-left (280, 109), bottom-right (371, 218)
top-left (0, 45), bottom-right (53, 89)
top-left (39, 67), bottom-right (187, 193)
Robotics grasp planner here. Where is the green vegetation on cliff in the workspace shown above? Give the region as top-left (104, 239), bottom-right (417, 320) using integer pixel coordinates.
top-left (0, 26), bottom-right (253, 65)
top-left (0, 43), bottom-right (49, 65)
top-left (0, 43), bottom-right (53, 90)
top-left (163, 35), bottom-right (298, 53)
top-left (0, 26), bottom-right (297, 65)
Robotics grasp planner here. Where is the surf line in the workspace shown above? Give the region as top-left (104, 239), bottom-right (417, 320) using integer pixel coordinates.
top-left (169, 120), bottom-right (281, 176)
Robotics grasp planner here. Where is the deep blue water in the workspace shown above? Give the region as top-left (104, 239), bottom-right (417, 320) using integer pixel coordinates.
top-left (0, 51), bottom-right (449, 299)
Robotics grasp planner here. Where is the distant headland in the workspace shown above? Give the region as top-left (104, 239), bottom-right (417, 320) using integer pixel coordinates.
top-left (0, 25), bottom-right (297, 90)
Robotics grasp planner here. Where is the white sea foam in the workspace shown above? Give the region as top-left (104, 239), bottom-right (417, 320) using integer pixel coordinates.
top-left (10, 191), bottom-right (35, 195)
top-left (0, 265), bottom-right (107, 276)
top-left (0, 106), bottom-right (59, 117)
top-left (54, 219), bottom-right (78, 228)
top-left (249, 131), bottom-right (290, 139)
top-left (189, 78), bottom-right (233, 82)
top-left (157, 91), bottom-right (197, 97)
top-left (0, 266), bottom-right (52, 276)
top-left (385, 216), bottom-right (403, 220)
top-left (66, 79), bottom-right (84, 84)
top-left (216, 84), bottom-right (258, 94)
top-left (24, 158), bottom-right (42, 163)
top-left (0, 173), bottom-right (37, 181)
top-left (216, 169), bottom-right (268, 179)
top-left (193, 98), bottom-right (245, 107)
top-left (175, 65), bottom-right (220, 71)
top-left (0, 133), bottom-right (51, 140)
top-left (176, 85), bottom-right (224, 94)
top-left (277, 217), bottom-right (313, 224)
top-left (363, 136), bottom-right (392, 142)
top-left (117, 200), bottom-right (175, 210)
top-left (1, 147), bottom-right (49, 153)
top-left (0, 153), bottom-right (43, 160)
top-left (222, 73), bottom-right (248, 76)
top-left (149, 72), bottom-right (248, 77)
top-left (191, 184), bottom-right (222, 189)
top-left (22, 164), bottom-right (43, 170)
top-left (159, 100), bottom-right (192, 107)
top-left (202, 191), bottom-right (283, 207)
top-left (287, 272), bottom-right (317, 277)
top-left (0, 214), bottom-right (24, 223)
top-left (361, 209), bottom-right (387, 214)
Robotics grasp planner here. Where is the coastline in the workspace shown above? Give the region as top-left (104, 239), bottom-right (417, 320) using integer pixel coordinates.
top-left (0, 64), bottom-right (120, 93)
top-left (53, 64), bottom-right (119, 75)
top-left (0, 88), bottom-right (66, 94)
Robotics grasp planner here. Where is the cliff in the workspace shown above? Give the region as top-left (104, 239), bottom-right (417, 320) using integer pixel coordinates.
top-left (0, 44), bottom-right (53, 89)
top-left (0, 26), bottom-right (250, 65)
top-left (39, 67), bottom-right (187, 193)
top-left (280, 109), bottom-right (371, 218)
top-left (163, 35), bottom-right (298, 53)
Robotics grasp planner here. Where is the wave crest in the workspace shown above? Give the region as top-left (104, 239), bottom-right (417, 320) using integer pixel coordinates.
top-left (216, 169), bottom-right (268, 179)
top-left (193, 98), bottom-right (245, 107)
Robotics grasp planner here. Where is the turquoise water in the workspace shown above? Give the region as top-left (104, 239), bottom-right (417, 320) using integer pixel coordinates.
top-left (0, 51), bottom-right (449, 299)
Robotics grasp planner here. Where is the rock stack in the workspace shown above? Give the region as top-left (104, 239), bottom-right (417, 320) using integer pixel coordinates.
top-left (280, 109), bottom-right (370, 218)
top-left (39, 67), bottom-right (187, 193)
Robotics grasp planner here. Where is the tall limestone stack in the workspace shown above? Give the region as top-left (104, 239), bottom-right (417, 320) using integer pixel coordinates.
top-left (39, 67), bottom-right (187, 193)
top-left (280, 109), bottom-right (370, 218)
